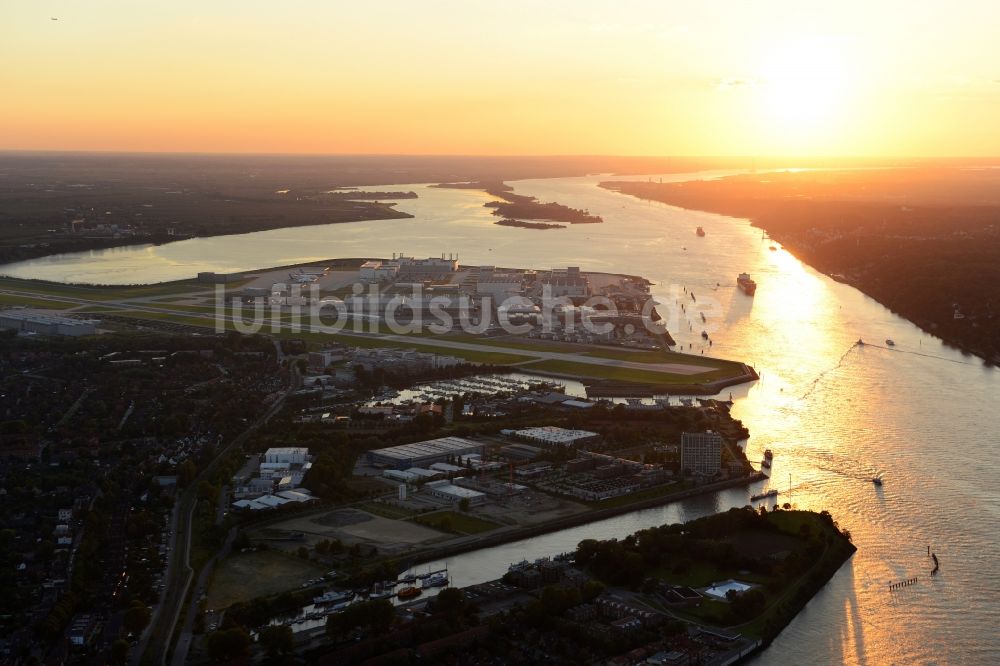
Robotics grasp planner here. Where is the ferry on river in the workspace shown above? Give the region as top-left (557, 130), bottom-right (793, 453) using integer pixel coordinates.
top-left (737, 272), bottom-right (757, 296)
top-left (751, 489), bottom-right (779, 501)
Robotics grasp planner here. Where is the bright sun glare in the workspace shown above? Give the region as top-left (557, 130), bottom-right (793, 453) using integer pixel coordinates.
top-left (754, 38), bottom-right (854, 141)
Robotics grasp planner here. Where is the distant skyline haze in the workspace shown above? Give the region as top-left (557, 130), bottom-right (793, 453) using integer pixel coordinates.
top-left (2, 1), bottom-right (999, 156)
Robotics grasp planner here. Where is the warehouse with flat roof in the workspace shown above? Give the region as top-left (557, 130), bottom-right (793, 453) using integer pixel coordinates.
top-left (423, 479), bottom-right (487, 506)
top-left (0, 312), bottom-right (97, 337)
top-left (505, 426), bottom-right (600, 448)
top-left (366, 436), bottom-right (484, 469)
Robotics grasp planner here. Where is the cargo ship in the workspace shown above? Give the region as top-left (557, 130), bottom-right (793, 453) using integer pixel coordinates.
top-left (737, 273), bottom-right (757, 296)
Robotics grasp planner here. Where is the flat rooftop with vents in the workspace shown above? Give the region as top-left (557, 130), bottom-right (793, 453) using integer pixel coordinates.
top-left (366, 436), bottom-right (484, 469)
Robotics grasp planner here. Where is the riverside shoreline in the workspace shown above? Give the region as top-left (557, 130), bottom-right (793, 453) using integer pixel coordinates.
top-left (402, 472), bottom-right (768, 568)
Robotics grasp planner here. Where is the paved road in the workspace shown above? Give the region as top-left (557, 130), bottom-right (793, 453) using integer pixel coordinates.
top-left (170, 527), bottom-right (236, 666)
top-left (129, 503), bottom-right (180, 666)
top-left (140, 366), bottom-right (302, 666)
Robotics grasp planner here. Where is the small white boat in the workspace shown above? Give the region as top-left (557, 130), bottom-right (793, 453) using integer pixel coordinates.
top-left (313, 590), bottom-right (352, 605)
top-left (423, 572), bottom-right (449, 588)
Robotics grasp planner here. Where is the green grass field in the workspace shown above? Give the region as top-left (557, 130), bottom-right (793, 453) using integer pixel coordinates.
top-left (139, 302), bottom-right (220, 313)
top-left (589, 480), bottom-right (694, 509)
top-left (583, 348), bottom-right (738, 365)
top-left (356, 501), bottom-right (418, 520)
top-left (0, 277), bottom-right (750, 381)
top-left (307, 331), bottom-right (534, 365)
top-left (0, 294), bottom-right (80, 310)
top-left (0, 277), bottom-right (206, 301)
top-left (206, 549), bottom-right (327, 610)
top-left (518, 359), bottom-right (743, 385)
top-left (412, 510), bottom-right (502, 535)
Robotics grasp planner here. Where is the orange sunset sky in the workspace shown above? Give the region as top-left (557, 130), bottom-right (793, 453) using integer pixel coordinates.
top-left (2, 1), bottom-right (999, 156)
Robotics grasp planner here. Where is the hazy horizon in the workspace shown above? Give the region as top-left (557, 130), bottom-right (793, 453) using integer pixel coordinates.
top-left (0, 148), bottom-right (1000, 166)
top-left (5, 1), bottom-right (1000, 156)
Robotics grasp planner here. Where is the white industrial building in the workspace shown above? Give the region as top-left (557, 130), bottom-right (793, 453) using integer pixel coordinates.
top-left (359, 255), bottom-right (459, 283)
top-left (476, 270), bottom-right (525, 305)
top-left (232, 489), bottom-right (317, 511)
top-left (505, 426), bottom-right (600, 448)
top-left (382, 467), bottom-right (443, 483)
top-left (383, 469), bottom-right (420, 483)
top-left (429, 462), bottom-right (464, 473)
top-left (423, 479), bottom-right (487, 506)
top-left (408, 467), bottom-right (442, 479)
top-left (350, 348), bottom-right (463, 373)
top-left (366, 436), bottom-right (483, 469)
top-left (233, 448), bottom-right (312, 502)
top-left (233, 477), bottom-right (276, 499)
top-left (264, 447), bottom-right (310, 464)
top-left (360, 260), bottom-right (401, 283)
top-left (538, 267), bottom-right (591, 298)
top-left (308, 347), bottom-right (347, 369)
top-left (393, 254), bottom-right (459, 280)
top-left (0, 312), bottom-right (97, 337)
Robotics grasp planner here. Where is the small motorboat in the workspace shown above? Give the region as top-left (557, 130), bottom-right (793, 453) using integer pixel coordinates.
top-left (368, 582), bottom-right (394, 600)
top-left (397, 586), bottom-right (422, 600)
top-left (423, 572), bottom-right (449, 588)
top-left (885, 339), bottom-right (895, 346)
top-left (872, 477), bottom-right (883, 486)
top-left (313, 590), bottom-right (352, 605)
top-left (701, 331), bottom-right (709, 340)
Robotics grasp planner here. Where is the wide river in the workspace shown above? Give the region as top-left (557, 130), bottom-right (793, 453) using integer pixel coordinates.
top-left (3, 172), bottom-right (998, 664)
